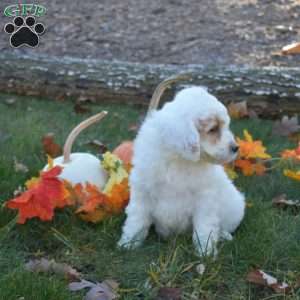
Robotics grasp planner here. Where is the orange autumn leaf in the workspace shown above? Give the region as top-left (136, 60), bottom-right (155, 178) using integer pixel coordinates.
top-left (6, 166), bottom-right (71, 224)
top-left (74, 179), bottom-right (130, 223)
top-left (235, 159), bottom-right (254, 176)
top-left (253, 163), bottom-right (266, 176)
top-left (235, 159), bottom-right (266, 176)
top-left (79, 209), bottom-right (108, 223)
top-left (281, 143), bottom-right (300, 160)
top-left (283, 169), bottom-right (300, 181)
top-left (237, 130), bottom-right (271, 159)
top-left (75, 183), bottom-right (106, 214)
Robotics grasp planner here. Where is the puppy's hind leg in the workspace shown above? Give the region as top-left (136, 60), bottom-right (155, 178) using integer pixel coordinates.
top-left (218, 184), bottom-right (245, 235)
top-left (193, 203), bottom-right (220, 257)
top-left (118, 188), bottom-right (152, 249)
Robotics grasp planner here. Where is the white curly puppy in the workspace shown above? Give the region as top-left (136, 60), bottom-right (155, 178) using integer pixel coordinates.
top-left (118, 87), bottom-right (245, 256)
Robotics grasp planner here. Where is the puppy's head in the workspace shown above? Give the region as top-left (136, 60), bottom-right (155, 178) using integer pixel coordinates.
top-left (159, 87), bottom-right (238, 164)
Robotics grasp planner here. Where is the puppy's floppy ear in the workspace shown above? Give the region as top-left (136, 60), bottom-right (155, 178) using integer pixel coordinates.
top-left (159, 114), bottom-right (200, 161)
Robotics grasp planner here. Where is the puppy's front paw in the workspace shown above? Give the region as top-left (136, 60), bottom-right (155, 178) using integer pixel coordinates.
top-left (220, 231), bottom-right (233, 241)
top-left (196, 242), bottom-right (218, 258)
top-left (193, 232), bottom-right (218, 258)
top-left (117, 236), bottom-right (142, 250)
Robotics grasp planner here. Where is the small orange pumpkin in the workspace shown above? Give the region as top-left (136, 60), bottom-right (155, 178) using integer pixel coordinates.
top-left (112, 141), bottom-right (134, 165)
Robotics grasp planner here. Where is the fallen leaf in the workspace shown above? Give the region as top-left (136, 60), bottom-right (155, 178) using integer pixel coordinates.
top-left (237, 130), bottom-right (271, 159)
top-left (273, 116), bottom-right (300, 137)
top-left (235, 159), bottom-right (266, 176)
top-left (78, 95), bottom-right (93, 103)
top-left (84, 140), bottom-right (108, 154)
top-left (128, 124), bottom-right (138, 132)
top-left (6, 166), bottom-right (71, 223)
top-left (281, 143), bottom-right (300, 160)
top-left (283, 169), bottom-right (300, 181)
top-left (69, 279), bottom-right (119, 300)
top-left (25, 258), bottom-right (81, 281)
top-left (228, 101), bottom-right (248, 119)
top-left (74, 102), bottom-right (91, 114)
top-left (69, 279), bottom-right (96, 291)
top-left (282, 42), bottom-right (300, 55)
top-left (156, 287), bottom-right (182, 300)
top-left (75, 183), bottom-right (107, 214)
top-left (14, 158), bottom-right (29, 173)
top-left (272, 194), bottom-right (300, 212)
top-left (247, 269), bottom-right (290, 294)
top-left (42, 133), bottom-right (62, 158)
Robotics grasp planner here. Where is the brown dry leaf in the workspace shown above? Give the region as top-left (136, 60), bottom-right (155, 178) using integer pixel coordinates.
top-left (42, 133), bottom-right (62, 157)
top-left (156, 287), bottom-right (182, 300)
top-left (272, 194), bottom-right (300, 212)
top-left (14, 158), bottom-right (29, 173)
top-left (84, 139), bottom-right (108, 154)
top-left (128, 123), bottom-right (139, 133)
top-left (77, 95), bottom-right (94, 103)
top-left (227, 101), bottom-right (248, 119)
top-left (247, 269), bottom-right (290, 294)
top-left (272, 116), bottom-right (300, 137)
top-left (74, 102), bottom-right (91, 114)
top-left (282, 42), bottom-right (300, 55)
top-left (128, 114), bottom-right (145, 132)
top-left (69, 279), bottom-right (119, 300)
top-left (25, 258), bottom-right (81, 281)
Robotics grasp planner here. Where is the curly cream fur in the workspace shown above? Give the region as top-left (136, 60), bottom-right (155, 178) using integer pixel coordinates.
top-left (118, 87), bottom-right (245, 256)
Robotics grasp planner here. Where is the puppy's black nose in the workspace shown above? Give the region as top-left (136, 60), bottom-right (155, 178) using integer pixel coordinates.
top-left (231, 144), bottom-right (239, 153)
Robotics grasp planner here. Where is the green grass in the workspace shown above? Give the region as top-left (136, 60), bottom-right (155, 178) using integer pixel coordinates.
top-left (1, 93), bottom-right (300, 299)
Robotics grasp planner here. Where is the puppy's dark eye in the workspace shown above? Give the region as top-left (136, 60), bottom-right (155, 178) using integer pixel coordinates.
top-left (208, 125), bottom-right (219, 134)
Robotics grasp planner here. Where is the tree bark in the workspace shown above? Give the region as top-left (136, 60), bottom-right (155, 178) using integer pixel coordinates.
top-left (0, 52), bottom-right (300, 117)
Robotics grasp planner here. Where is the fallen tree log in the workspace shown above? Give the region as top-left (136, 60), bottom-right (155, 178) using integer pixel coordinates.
top-left (0, 52), bottom-right (300, 117)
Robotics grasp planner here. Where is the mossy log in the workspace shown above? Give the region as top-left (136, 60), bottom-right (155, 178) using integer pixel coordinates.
top-left (0, 52), bottom-right (300, 117)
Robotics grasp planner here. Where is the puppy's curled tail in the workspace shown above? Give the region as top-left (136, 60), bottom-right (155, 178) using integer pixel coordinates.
top-left (63, 111), bottom-right (108, 163)
top-left (147, 73), bottom-right (192, 114)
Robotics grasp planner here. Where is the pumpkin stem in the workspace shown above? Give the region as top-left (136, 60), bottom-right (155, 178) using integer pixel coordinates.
top-left (63, 111), bottom-right (108, 163)
top-left (147, 73), bottom-right (192, 114)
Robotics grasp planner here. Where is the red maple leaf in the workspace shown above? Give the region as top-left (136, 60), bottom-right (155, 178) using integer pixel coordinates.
top-left (6, 166), bottom-right (71, 224)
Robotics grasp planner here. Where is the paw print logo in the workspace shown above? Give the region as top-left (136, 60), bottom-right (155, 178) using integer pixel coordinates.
top-left (4, 16), bottom-right (45, 48)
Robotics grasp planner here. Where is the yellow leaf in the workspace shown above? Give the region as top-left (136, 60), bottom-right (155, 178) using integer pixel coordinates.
top-left (47, 155), bottom-right (54, 169)
top-left (224, 165), bottom-right (238, 180)
top-left (283, 169), bottom-right (300, 181)
top-left (244, 130), bottom-right (253, 142)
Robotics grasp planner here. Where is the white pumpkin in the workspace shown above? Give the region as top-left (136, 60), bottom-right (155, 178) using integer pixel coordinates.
top-left (43, 111), bottom-right (108, 189)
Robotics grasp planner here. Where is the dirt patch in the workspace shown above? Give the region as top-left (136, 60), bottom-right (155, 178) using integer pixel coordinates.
top-left (1, 0), bottom-right (300, 66)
